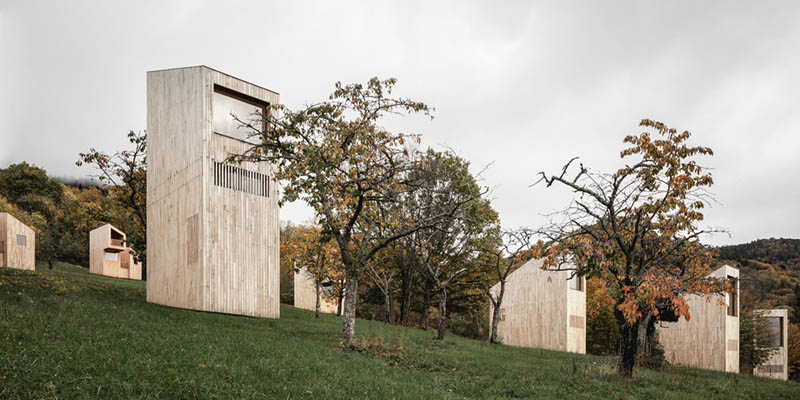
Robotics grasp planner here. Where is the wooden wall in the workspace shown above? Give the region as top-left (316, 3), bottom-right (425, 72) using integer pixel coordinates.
top-left (489, 258), bottom-right (586, 354)
top-left (0, 212), bottom-right (35, 271)
top-left (294, 267), bottom-right (338, 314)
top-left (147, 66), bottom-right (280, 318)
top-left (754, 309), bottom-right (788, 380)
top-left (657, 265), bottom-right (740, 373)
top-left (89, 224), bottom-right (142, 280)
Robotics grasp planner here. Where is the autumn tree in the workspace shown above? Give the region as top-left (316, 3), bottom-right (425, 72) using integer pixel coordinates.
top-left (535, 119), bottom-right (729, 377)
top-left (480, 228), bottom-right (533, 344)
top-left (77, 130), bottom-right (147, 273)
top-left (789, 322), bottom-right (800, 381)
top-left (233, 78), bottom-right (471, 344)
top-left (287, 226), bottom-right (341, 318)
top-left (586, 278), bottom-right (621, 355)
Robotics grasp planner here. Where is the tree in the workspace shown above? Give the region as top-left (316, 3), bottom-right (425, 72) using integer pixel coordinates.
top-left (586, 278), bottom-right (621, 355)
top-left (410, 150), bottom-right (497, 340)
top-left (739, 308), bottom-right (780, 374)
top-left (289, 226), bottom-right (341, 318)
top-left (234, 78), bottom-right (470, 345)
top-left (789, 322), bottom-right (800, 381)
top-left (480, 228), bottom-right (533, 344)
top-left (365, 245), bottom-right (399, 323)
top-left (77, 130), bottom-right (147, 274)
top-left (0, 162), bottom-right (68, 268)
top-left (535, 119), bottom-right (729, 377)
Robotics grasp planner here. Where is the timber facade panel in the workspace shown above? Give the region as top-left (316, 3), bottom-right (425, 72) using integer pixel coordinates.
top-left (657, 265), bottom-right (740, 373)
top-left (89, 224), bottom-right (142, 280)
top-left (0, 212), bottom-right (35, 271)
top-left (489, 258), bottom-right (586, 354)
top-left (146, 66), bottom-right (280, 318)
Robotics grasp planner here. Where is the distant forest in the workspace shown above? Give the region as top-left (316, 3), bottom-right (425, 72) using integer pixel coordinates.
top-left (718, 238), bottom-right (800, 322)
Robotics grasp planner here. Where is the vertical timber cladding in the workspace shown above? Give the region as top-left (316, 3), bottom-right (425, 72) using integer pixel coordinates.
top-left (294, 267), bottom-right (338, 314)
top-left (0, 212), bottom-right (36, 271)
top-left (488, 258), bottom-right (586, 354)
top-left (146, 66), bottom-right (280, 318)
top-left (753, 309), bottom-right (789, 381)
top-left (657, 265), bottom-right (740, 373)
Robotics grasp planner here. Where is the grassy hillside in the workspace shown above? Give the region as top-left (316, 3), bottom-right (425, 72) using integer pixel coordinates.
top-left (1, 264), bottom-right (799, 399)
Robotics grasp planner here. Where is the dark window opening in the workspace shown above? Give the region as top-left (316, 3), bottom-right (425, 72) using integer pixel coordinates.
top-left (727, 277), bottom-right (738, 317)
top-left (569, 275), bottom-right (584, 291)
top-left (766, 316), bottom-right (783, 348)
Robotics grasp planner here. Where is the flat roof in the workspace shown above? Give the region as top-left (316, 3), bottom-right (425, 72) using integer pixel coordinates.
top-left (146, 65), bottom-right (280, 96)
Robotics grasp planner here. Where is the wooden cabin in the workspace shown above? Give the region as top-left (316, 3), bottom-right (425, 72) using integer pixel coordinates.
top-left (146, 66), bottom-right (280, 318)
top-left (294, 267), bottom-right (338, 314)
top-left (489, 258), bottom-right (586, 354)
top-left (753, 309), bottom-right (788, 380)
top-left (0, 212), bottom-right (35, 271)
top-left (657, 265), bottom-right (740, 373)
top-left (89, 224), bottom-right (142, 280)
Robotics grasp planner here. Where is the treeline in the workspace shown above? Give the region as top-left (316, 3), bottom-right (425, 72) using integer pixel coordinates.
top-left (720, 238), bottom-right (800, 271)
top-left (280, 222), bottom-right (492, 340)
top-left (0, 162), bottom-right (142, 269)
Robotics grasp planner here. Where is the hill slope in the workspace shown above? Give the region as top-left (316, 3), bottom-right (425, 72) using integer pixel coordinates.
top-left (1, 264), bottom-right (799, 399)
top-left (718, 238), bottom-right (800, 318)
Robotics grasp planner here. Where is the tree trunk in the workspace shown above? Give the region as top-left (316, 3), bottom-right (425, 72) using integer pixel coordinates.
top-left (314, 280), bottom-right (321, 318)
top-left (421, 279), bottom-right (432, 330)
top-left (341, 268), bottom-right (359, 345)
top-left (635, 312), bottom-right (652, 366)
top-left (400, 279), bottom-right (413, 326)
top-left (384, 288), bottom-right (393, 324)
top-left (399, 266), bottom-right (414, 326)
top-left (489, 282), bottom-right (505, 344)
top-left (336, 288), bottom-right (344, 317)
top-left (618, 321), bottom-right (640, 377)
top-left (436, 287), bottom-right (447, 340)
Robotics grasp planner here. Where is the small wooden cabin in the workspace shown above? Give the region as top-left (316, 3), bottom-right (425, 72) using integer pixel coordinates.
top-left (0, 212), bottom-right (35, 271)
top-left (294, 267), bottom-right (338, 314)
top-left (657, 265), bottom-right (740, 373)
top-left (489, 258), bottom-right (586, 354)
top-left (89, 224), bottom-right (142, 280)
top-left (753, 309), bottom-right (788, 380)
top-left (146, 66), bottom-right (280, 318)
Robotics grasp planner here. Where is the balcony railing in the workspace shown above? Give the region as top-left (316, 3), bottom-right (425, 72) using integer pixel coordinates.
top-left (110, 239), bottom-right (124, 247)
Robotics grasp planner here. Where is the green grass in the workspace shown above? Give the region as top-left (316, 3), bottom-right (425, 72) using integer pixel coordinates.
top-left (1, 265), bottom-right (798, 399)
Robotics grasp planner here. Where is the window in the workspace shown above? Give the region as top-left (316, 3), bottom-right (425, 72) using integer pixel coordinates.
top-left (321, 282), bottom-right (334, 296)
top-left (727, 277), bottom-right (738, 317)
top-left (16, 234), bottom-right (26, 246)
top-left (569, 275), bottom-right (583, 291)
top-left (213, 161), bottom-right (270, 197)
top-left (105, 252), bottom-right (119, 261)
top-left (766, 317), bottom-right (783, 348)
top-left (212, 85), bottom-right (268, 144)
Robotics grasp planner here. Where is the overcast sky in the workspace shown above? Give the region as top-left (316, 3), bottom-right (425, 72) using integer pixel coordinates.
top-left (1, 1), bottom-right (798, 246)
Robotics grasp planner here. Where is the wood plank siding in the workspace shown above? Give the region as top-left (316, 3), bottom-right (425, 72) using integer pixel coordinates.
top-left (0, 212), bottom-right (35, 271)
top-left (753, 309), bottom-right (788, 380)
top-left (89, 224), bottom-right (142, 280)
top-left (657, 265), bottom-right (740, 373)
top-left (146, 66), bottom-right (280, 318)
top-left (489, 258), bottom-right (586, 354)
top-left (293, 267), bottom-right (338, 314)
